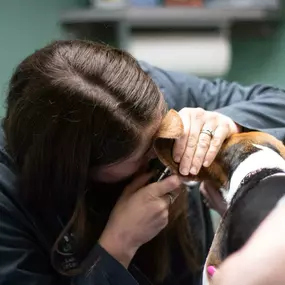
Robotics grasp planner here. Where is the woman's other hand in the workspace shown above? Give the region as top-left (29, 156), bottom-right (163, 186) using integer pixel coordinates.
top-left (173, 108), bottom-right (241, 176)
top-left (99, 173), bottom-right (181, 268)
top-left (200, 180), bottom-right (227, 216)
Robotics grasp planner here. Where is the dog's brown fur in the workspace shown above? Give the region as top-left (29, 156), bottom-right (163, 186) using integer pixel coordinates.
top-left (154, 109), bottom-right (285, 283)
top-left (155, 109), bottom-right (285, 188)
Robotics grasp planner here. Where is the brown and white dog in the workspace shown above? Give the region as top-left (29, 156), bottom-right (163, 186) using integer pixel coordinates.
top-left (154, 110), bottom-right (285, 285)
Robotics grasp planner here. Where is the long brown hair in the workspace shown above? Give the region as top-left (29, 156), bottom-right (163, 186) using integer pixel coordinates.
top-left (4, 40), bottom-right (199, 283)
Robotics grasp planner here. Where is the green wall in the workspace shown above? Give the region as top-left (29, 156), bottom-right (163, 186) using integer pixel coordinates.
top-left (0, 1), bottom-right (285, 116)
top-left (0, 0), bottom-right (85, 115)
top-left (227, 19), bottom-right (285, 88)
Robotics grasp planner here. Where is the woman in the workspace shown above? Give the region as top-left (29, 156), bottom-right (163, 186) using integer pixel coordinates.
top-left (0, 40), bottom-right (284, 285)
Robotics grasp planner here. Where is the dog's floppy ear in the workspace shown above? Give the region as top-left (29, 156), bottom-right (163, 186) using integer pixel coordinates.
top-left (154, 110), bottom-right (184, 174)
top-left (154, 109), bottom-right (217, 182)
top-left (154, 109), bottom-right (221, 181)
top-left (156, 109), bottom-right (184, 139)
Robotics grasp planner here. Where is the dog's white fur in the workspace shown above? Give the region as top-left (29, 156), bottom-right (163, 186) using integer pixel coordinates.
top-left (203, 144), bottom-right (285, 285)
top-left (225, 144), bottom-right (285, 204)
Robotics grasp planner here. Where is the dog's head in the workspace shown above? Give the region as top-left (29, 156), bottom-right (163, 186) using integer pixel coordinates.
top-left (154, 110), bottom-right (285, 284)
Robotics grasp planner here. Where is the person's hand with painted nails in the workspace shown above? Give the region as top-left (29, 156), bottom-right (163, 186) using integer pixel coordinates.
top-left (173, 108), bottom-right (241, 176)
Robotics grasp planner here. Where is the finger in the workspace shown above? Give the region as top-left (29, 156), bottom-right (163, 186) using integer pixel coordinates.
top-left (203, 125), bottom-right (229, 167)
top-left (200, 182), bottom-right (211, 201)
top-left (200, 181), bottom-right (216, 207)
top-left (203, 181), bottom-right (227, 214)
top-left (179, 109), bottom-right (205, 175)
top-left (206, 182), bottom-right (221, 197)
top-left (199, 181), bottom-right (207, 196)
top-left (207, 266), bottom-right (217, 278)
top-left (161, 194), bottom-right (172, 207)
top-left (123, 173), bottom-right (153, 197)
top-left (172, 108), bottom-right (191, 163)
top-left (151, 175), bottom-right (181, 197)
top-left (165, 191), bottom-right (180, 206)
top-left (206, 184), bottom-right (224, 205)
top-left (190, 120), bottom-right (217, 175)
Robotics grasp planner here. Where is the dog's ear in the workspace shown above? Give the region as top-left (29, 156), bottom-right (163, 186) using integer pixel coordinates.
top-left (156, 109), bottom-right (184, 139)
top-left (154, 109), bottom-right (216, 181)
top-left (154, 110), bottom-right (183, 174)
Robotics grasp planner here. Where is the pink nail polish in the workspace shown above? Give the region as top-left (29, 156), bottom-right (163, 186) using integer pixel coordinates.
top-left (207, 266), bottom-right (216, 277)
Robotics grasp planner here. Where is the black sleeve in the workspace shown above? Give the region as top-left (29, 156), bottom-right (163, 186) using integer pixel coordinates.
top-left (140, 61), bottom-right (285, 142)
top-left (0, 193), bottom-right (138, 285)
top-left (73, 244), bottom-right (138, 285)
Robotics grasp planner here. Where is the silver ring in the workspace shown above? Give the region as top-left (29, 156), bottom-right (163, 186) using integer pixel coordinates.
top-left (201, 129), bottom-right (214, 139)
top-left (203, 198), bottom-right (210, 208)
top-left (166, 192), bottom-right (176, 205)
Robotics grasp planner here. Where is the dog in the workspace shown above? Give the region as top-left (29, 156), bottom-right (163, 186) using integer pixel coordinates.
top-left (154, 109), bottom-right (285, 285)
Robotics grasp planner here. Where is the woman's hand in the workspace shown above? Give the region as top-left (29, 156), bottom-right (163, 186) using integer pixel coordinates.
top-left (173, 108), bottom-right (241, 176)
top-left (99, 173), bottom-right (181, 268)
top-left (200, 180), bottom-right (227, 216)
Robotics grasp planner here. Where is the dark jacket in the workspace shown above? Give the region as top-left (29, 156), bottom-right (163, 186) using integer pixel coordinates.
top-left (1, 62), bottom-right (285, 285)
